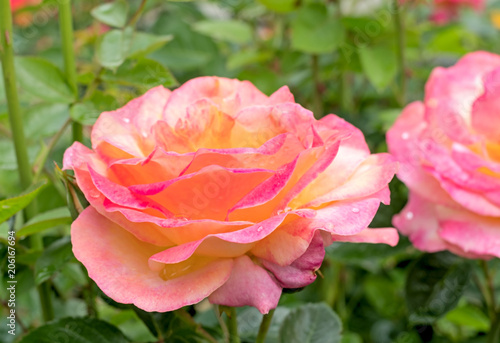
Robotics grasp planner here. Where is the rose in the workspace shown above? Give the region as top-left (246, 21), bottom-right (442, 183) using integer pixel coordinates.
top-left (387, 51), bottom-right (500, 259)
top-left (64, 76), bottom-right (399, 314)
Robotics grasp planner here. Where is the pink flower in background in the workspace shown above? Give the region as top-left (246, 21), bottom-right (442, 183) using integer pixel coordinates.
top-left (402, 0), bottom-right (484, 24)
top-left (10, 0), bottom-right (39, 11)
top-left (388, 51), bottom-right (500, 259)
top-left (431, 0), bottom-right (484, 24)
top-left (64, 77), bottom-right (398, 314)
top-left (10, 0), bottom-right (42, 27)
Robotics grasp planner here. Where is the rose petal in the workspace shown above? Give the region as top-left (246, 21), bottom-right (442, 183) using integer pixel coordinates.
top-left (208, 255), bottom-right (282, 314)
top-left (301, 153), bottom-right (398, 207)
top-left (92, 86), bottom-right (171, 159)
top-left (439, 218), bottom-right (500, 259)
top-left (331, 227), bottom-right (399, 246)
top-left (387, 101), bottom-right (457, 207)
top-left (72, 207), bottom-right (234, 312)
top-left (261, 230), bottom-right (325, 289)
top-left (471, 67), bottom-right (500, 141)
top-left (392, 193), bottom-right (449, 252)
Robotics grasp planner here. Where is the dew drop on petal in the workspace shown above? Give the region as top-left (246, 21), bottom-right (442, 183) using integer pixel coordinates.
top-left (123, 118), bottom-right (130, 123)
top-left (257, 226), bottom-right (263, 232)
top-left (402, 132), bottom-right (410, 140)
top-left (351, 207), bottom-right (360, 213)
top-left (406, 211), bottom-right (414, 220)
top-left (89, 190), bottom-right (100, 198)
top-left (284, 207), bottom-right (292, 212)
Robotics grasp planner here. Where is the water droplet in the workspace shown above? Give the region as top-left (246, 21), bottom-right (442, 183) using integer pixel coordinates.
top-left (351, 207), bottom-right (360, 213)
top-left (406, 212), bottom-right (414, 220)
top-left (142, 131), bottom-right (148, 138)
top-left (257, 226), bottom-right (263, 232)
top-left (276, 209), bottom-right (284, 215)
top-left (402, 132), bottom-right (410, 140)
top-left (284, 207), bottom-right (292, 212)
top-left (89, 190), bottom-right (100, 198)
top-left (123, 118), bottom-right (130, 123)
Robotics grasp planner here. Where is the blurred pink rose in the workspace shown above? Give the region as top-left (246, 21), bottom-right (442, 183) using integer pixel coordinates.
top-left (431, 0), bottom-right (484, 24)
top-left (402, 0), bottom-right (484, 24)
top-left (10, 0), bottom-right (41, 26)
top-left (388, 51), bottom-right (500, 259)
top-left (64, 77), bottom-right (398, 314)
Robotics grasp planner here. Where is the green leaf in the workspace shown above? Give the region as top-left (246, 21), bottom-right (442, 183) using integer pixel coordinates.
top-left (227, 50), bottom-right (273, 70)
top-left (15, 57), bottom-right (75, 103)
top-left (18, 317), bottom-right (130, 343)
top-left (258, 0), bottom-right (296, 12)
top-left (405, 252), bottom-right (471, 325)
top-left (24, 103), bottom-right (69, 141)
top-left (0, 181), bottom-right (47, 224)
top-left (132, 308), bottom-right (206, 342)
top-left (127, 32), bottom-right (173, 58)
top-left (70, 102), bottom-right (101, 126)
top-left (193, 20), bottom-right (253, 44)
top-left (149, 14), bottom-right (219, 72)
top-left (341, 333), bottom-right (363, 343)
top-left (235, 307), bottom-right (291, 343)
top-left (17, 207), bottom-right (71, 238)
top-left (364, 275), bottom-right (404, 318)
top-left (445, 304), bottom-right (490, 331)
top-left (291, 4), bottom-right (345, 54)
top-left (70, 90), bottom-right (119, 126)
top-left (279, 303), bottom-right (342, 343)
top-left (96, 29), bottom-right (130, 69)
top-left (102, 59), bottom-right (178, 88)
top-left (35, 236), bottom-right (74, 285)
top-left (91, 0), bottom-right (129, 28)
top-left (358, 45), bottom-right (397, 92)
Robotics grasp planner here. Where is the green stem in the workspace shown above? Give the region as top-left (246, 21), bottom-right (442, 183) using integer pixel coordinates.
top-left (0, 0), bottom-right (54, 322)
top-left (339, 68), bottom-right (353, 115)
top-left (176, 308), bottom-right (218, 343)
top-left (255, 309), bottom-right (275, 343)
top-left (311, 54), bottom-right (323, 118)
top-left (393, 0), bottom-right (406, 106)
top-left (1, 0), bottom-right (32, 192)
top-left (33, 118), bottom-right (71, 182)
top-left (487, 313), bottom-right (500, 343)
top-left (81, 265), bottom-right (98, 318)
top-left (128, 0), bottom-right (148, 27)
top-left (227, 307), bottom-right (240, 343)
top-left (481, 260), bottom-right (497, 320)
top-left (215, 306), bottom-right (230, 343)
top-left (58, 0), bottom-right (81, 142)
top-left (337, 4), bottom-right (353, 116)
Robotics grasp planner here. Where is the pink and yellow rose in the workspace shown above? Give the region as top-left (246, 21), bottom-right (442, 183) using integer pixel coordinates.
top-left (64, 77), bottom-right (398, 314)
top-left (388, 51), bottom-right (500, 259)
